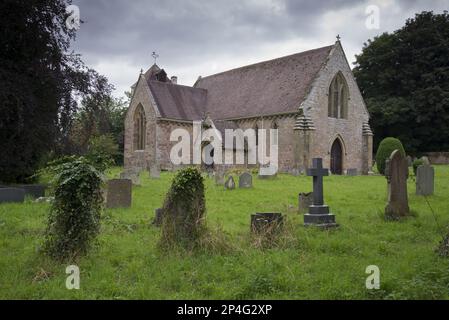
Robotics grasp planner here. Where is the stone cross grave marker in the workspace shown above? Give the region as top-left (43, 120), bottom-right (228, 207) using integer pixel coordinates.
top-left (304, 158), bottom-right (337, 228)
top-left (385, 150), bottom-right (410, 218)
top-left (106, 179), bottom-right (132, 208)
top-left (239, 172), bottom-right (253, 188)
top-left (416, 164), bottom-right (434, 196)
top-left (224, 176), bottom-right (236, 190)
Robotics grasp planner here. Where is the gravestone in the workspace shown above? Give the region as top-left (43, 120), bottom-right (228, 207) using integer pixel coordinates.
top-left (224, 176), bottom-right (236, 190)
top-left (298, 192), bottom-right (313, 213)
top-left (251, 213), bottom-right (283, 234)
top-left (153, 208), bottom-right (164, 226)
top-left (0, 188), bottom-right (25, 203)
top-left (13, 184), bottom-right (46, 198)
top-left (385, 150), bottom-right (410, 218)
top-left (150, 165), bottom-right (161, 179)
top-left (120, 170), bottom-right (141, 186)
top-left (416, 164), bottom-right (434, 196)
top-left (258, 165), bottom-right (277, 179)
top-left (406, 156), bottom-right (413, 167)
top-left (304, 158), bottom-right (337, 228)
top-left (346, 169), bottom-right (358, 176)
top-left (215, 168), bottom-right (225, 186)
top-left (106, 179), bottom-right (132, 208)
top-left (239, 172), bottom-right (253, 188)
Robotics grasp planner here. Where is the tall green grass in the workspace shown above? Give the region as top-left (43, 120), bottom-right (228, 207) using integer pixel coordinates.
top-left (1, 166), bottom-right (449, 299)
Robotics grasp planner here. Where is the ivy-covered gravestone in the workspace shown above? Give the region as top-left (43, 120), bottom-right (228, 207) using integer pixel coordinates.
top-left (44, 158), bottom-right (104, 261)
top-left (160, 167), bottom-right (206, 248)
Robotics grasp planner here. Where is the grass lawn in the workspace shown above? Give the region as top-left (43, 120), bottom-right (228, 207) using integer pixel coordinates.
top-left (1, 166), bottom-right (449, 300)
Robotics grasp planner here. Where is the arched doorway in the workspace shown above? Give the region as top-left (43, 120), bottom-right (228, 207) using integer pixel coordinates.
top-left (330, 139), bottom-right (343, 175)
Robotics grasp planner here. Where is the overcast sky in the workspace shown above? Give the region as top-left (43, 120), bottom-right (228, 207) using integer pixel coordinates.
top-left (71, 0), bottom-right (448, 98)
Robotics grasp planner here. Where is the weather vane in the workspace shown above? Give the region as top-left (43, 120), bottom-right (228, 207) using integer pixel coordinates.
top-left (152, 51), bottom-right (159, 64)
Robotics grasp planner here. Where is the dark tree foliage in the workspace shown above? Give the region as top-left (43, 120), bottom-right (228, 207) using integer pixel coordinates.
top-left (0, 0), bottom-right (113, 183)
top-left (353, 11), bottom-right (449, 154)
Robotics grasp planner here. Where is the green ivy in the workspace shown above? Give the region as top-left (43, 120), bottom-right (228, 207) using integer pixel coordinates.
top-left (160, 167), bottom-right (206, 249)
top-left (43, 157), bottom-right (104, 261)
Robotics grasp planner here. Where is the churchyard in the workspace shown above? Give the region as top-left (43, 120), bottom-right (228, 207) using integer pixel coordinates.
top-left (1, 164), bottom-right (449, 299)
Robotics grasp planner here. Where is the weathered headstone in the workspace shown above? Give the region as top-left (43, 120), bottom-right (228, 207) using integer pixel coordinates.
top-left (251, 213), bottom-right (283, 234)
top-left (258, 165), bottom-right (278, 179)
top-left (406, 156), bottom-right (413, 167)
top-left (13, 184), bottom-right (46, 198)
top-left (298, 192), bottom-right (313, 213)
top-left (106, 179), bottom-right (132, 208)
top-left (385, 150), bottom-right (410, 218)
top-left (416, 164), bottom-right (434, 196)
top-left (150, 165), bottom-right (161, 179)
top-left (215, 168), bottom-right (225, 186)
top-left (0, 188), bottom-right (25, 203)
top-left (153, 208), bottom-right (164, 226)
top-left (346, 168), bottom-right (358, 176)
top-left (304, 158), bottom-right (337, 228)
top-left (224, 176), bottom-right (236, 190)
top-left (239, 172), bottom-right (253, 188)
top-left (120, 170), bottom-right (141, 186)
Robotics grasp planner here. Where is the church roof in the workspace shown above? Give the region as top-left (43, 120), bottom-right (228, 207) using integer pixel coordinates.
top-left (195, 44), bottom-right (334, 120)
top-left (148, 80), bottom-right (207, 121)
top-left (141, 44), bottom-right (335, 121)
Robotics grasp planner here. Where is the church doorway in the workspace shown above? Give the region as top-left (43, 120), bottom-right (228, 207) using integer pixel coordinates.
top-left (330, 139), bottom-right (343, 175)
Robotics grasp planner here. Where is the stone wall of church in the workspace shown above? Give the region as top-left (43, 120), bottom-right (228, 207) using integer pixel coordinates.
top-left (233, 115), bottom-right (297, 173)
top-left (124, 75), bottom-right (158, 172)
top-left (157, 120), bottom-right (193, 171)
top-left (303, 43), bottom-right (372, 174)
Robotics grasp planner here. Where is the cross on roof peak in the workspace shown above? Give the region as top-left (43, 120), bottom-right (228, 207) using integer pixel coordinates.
top-left (151, 51), bottom-right (159, 64)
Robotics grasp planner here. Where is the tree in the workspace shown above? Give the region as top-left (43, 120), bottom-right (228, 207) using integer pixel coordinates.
top-left (0, 0), bottom-right (114, 183)
top-left (353, 11), bottom-right (449, 154)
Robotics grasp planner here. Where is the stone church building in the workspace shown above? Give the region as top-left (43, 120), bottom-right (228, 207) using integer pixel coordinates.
top-left (124, 40), bottom-right (373, 175)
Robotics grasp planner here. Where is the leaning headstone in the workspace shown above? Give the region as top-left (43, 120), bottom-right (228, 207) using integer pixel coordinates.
top-left (160, 167), bottom-right (206, 246)
top-left (239, 172), bottom-right (253, 188)
top-left (416, 164), bottom-right (434, 196)
top-left (0, 188), bottom-right (25, 204)
top-left (304, 158), bottom-right (337, 228)
top-left (298, 192), bottom-right (313, 214)
top-left (346, 169), bottom-right (358, 176)
top-left (251, 213), bottom-right (283, 234)
top-left (153, 208), bottom-right (164, 227)
top-left (150, 165), bottom-right (161, 179)
top-left (120, 170), bottom-right (141, 186)
top-left (385, 150), bottom-right (410, 218)
top-left (224, 176), bottom-right (236, 190)
top-left (106, 179), bottom-right (132, 208)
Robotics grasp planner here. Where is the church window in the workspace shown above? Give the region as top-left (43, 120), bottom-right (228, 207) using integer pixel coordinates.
top-left (134, 104), bottom-right (146, 151)
top-left (328, 72), bottom-right (349, 119)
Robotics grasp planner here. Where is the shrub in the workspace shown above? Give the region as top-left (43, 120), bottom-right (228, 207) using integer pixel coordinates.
top-left (375, 137), bottom-right (406, 175)
top-left (43, 157), bottom-right (104, 261)
top-left (86, 134), bottom-right (119, 172)
top-left (160, 167), bottom-right (206, 249)
top-left (412, 159), bottom-right (424, 175)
